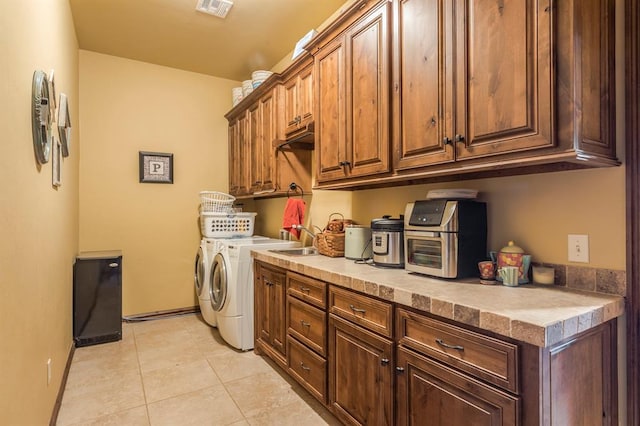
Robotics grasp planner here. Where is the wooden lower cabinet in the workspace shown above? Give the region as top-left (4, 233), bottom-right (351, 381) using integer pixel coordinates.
top-left (254, 262), bottom-right (287, 368)
top-left (396, 346), bottom-right (519, 426)
top-left (253, 264), bottom-right (618, 426)
top-left (329, 314), bottom-right (394, 426)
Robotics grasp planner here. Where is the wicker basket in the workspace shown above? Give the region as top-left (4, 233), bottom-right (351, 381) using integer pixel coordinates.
top-left (325, 213), bottom-right (354, 233)
top-left (200, 191), bottom-right (235, 213)
top-left (314, 212), bottom-right (353, 257)
top-left (314, 230), bottom-right (346, 257)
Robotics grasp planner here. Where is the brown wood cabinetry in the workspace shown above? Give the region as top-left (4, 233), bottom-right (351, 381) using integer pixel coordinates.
top-left (283, 57), bottom-right (314, 139)
top-left (396, 307), bottom-right (618, 425)
top-left (396, 346), bottom-right (519, 425)
top-left (254, 261), bottom-right (287, 368)
top-left (328, 285), bottom-right (394, 426)
top-left (225, 69), bottom-right (311, 199)
top-left (312, 0), bottom-right (392, 184)
top-left (285, 272), bottom-right (328, 403)
top-left (254, 265), bottom-right (618, 425)
top-left (227, 113), bottom-right (250, 196)
top-left (308, 0), bottom-right (617, 190)
top-left (393, 0), bottom-right (552, 170)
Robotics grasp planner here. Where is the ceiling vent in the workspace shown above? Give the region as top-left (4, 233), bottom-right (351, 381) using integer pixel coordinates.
top-left (196, 0), bottom-right (233, 18)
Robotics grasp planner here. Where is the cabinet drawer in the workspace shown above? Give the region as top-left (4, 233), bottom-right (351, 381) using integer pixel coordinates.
top-left (329, 285), bottom-right (393, 338)
top-left (287, 335), bottom-right (327, 404)
top-left (287, 296), bottom-right (326, 356)
top-left (287, 272), bottom-right (327, 309)
top-left (397, 308), bottom-right (518, 393)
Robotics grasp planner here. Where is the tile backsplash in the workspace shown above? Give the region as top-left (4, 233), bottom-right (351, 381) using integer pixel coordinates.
top-left (533, 262), bottom-right (626, 296)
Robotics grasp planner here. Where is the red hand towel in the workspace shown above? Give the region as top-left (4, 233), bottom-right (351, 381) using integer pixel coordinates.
top-left (282, 198), bottom-right (306, 239)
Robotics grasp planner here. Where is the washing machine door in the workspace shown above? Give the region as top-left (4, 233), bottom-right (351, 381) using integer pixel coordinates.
top-left (209, 252), bottom-right (227, 311)
top-left (194, 246), bottom-right (206, 297)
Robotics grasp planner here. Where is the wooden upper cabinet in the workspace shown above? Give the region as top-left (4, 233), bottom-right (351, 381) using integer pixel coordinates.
top-left (454, 0), bottom-right (553, 160)
top-left (393, 0), bottom-right (455, 170)
top-left (394, 0), bottom-right (553, 170)
top-left (284, 58), bottom-right (314, 136)
top-left (315, 0), bottom-right (391, 184)
top-left (315, 35), bottom-right (347, 181)
top-left (259, 88), bottom-right (277, 191)
top-left (248, 102), bottom-right (262, 193)
top-left (228, 113), bottom-right (250, 196)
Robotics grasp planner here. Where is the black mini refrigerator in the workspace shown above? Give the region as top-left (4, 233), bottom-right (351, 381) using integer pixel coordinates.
top-left (73, 251), bottom-right (122, 347)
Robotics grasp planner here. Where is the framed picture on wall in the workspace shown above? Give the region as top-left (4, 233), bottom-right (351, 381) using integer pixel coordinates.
top-left (139, 151), bottom-right (173, 184)
top-left (52, 137), bottom-right (62, 187)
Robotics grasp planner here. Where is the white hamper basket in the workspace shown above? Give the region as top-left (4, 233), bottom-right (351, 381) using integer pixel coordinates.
top-left (199, 191), bottom-right (235, 213)
top-left (200, 212), bottom-right (256, 238)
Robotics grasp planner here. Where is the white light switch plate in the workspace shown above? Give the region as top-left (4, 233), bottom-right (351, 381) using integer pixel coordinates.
top-left (568, 234), bottom-right (589, 263)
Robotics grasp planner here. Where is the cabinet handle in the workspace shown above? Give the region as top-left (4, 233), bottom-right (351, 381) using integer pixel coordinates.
top-left (339, 161), bottom-right (352, 167)
top-left (396, 366), bottom-right (405, 373)
top-left (454, 134), bottom-right (465, 143)
top-left (265, 280), bottom-right (273, 287)
top-left (300, 362), bottom-right (311, 371)
top-left (381, 358), bottom-right (390, 365)
top-left (442, 137), bottom-right (452, 146)
top-left (299, 286), bottom-right (311, 293)
top-left (108, 263), bottom-right (119, 268)
top-left (435, 338), bottom-right (464, 351)
top-left (349, 304), bottom-right (366, 314)
top-left (300, 320), bottom-right (311, 327)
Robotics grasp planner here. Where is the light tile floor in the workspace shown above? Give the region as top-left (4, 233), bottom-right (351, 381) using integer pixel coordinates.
top-left (56, 314), bottom-right (341, 426)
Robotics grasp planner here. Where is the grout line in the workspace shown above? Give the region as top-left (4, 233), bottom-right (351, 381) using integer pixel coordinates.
top-left (132, 324), bottom-right (153, 425)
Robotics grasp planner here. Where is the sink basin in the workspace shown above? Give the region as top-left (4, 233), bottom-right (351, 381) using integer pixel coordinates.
top-left (268, 247), bottom-right (319, 256)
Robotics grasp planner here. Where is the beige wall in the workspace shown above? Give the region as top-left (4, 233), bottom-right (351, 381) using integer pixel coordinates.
top-left (78, 51), bottom-right (238, 315)
top-left (0, 0), bottom-right (79, 423)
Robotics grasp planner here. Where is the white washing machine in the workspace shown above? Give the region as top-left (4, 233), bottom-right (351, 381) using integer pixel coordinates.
top-left (194, 236), bottom-right (268, 327)
top-left (209, 238), bottom-right (299, 350)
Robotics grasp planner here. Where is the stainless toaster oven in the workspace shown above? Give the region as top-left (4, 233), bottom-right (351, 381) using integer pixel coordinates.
top-left (404, 200), bottom-right (487, 279)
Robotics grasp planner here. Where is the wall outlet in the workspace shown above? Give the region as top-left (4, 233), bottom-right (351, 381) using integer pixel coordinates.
top-left (568, 234), bottom-right (589, 263)
top-left (47, 358), bottom-right (51, 385)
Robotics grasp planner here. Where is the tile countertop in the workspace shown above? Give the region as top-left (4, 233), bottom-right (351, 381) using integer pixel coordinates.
top-left (252, 250), bottom-right (625, 348)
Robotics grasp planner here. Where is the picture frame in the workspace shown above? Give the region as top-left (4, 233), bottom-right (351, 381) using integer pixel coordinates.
top-left (58, 93), bottom-right (71, 157)
top-left (52, 137), bottom-right (62, 187)
top-left (139, 151), bottom-right (173, 184)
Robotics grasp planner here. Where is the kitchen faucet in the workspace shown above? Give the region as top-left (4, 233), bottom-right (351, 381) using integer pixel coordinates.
top-left (294, 224), bottom-right (316, 239)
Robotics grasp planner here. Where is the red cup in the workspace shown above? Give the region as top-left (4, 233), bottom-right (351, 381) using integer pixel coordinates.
top-left (478, 261), bottom-right (495, 279)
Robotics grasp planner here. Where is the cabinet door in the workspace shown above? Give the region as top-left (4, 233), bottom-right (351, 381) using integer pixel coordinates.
top-left (345, 1), bottom-right (391, 178)
top-left (284, 75), bottom-right (299, 134)
top-left (454, 0), bottom-right (553, 159)
top-left (271, 268), bottom-right (287, 358)
top-left (228, 119), bottom-right (240, 195)
top-left (248, 102), bottom-right (262, 193)
top-left (315, 35), bottom-right (348, 182)
top-left (259, 89), bottom-right (277, 191)
top-left (298, 64), bottom-right (314, 126)
top-left (228, 115), bottom-right (250, 196)
top-left (254, 263), bottom-right (287, 362)
top-left (393, 0), bottom-right (455, 170)
top-left (396, 346), bottom-right (518, 426)
top-left (254, 263), bottom-right (272, 344)
top-left (329, 314), bottom-right (393, 426)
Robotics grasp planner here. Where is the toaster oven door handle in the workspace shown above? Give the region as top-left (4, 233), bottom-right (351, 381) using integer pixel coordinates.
top-left (405, 230), bottom-right (441, 238)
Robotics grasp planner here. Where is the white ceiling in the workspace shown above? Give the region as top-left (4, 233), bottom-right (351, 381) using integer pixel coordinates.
top-left (68, 0), bottom-right (347, 81)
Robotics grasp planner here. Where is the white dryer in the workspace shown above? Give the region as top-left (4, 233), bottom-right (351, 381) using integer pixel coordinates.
top-left (195, 236), bottom-right (269, 327)
top-left (194, 238), bottom-right (220, 326)
top-left (209, 238), bottom-right (299, 350)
